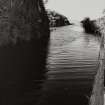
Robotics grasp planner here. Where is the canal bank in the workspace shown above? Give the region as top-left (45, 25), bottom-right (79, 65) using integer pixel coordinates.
top-left (0, 0), bottom-right (50, 105)
top-left (89, 27), bottom-right (105, 105)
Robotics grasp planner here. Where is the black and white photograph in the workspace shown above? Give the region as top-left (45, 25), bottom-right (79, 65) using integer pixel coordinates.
top-left (0, 0), bottom-right (104, 105)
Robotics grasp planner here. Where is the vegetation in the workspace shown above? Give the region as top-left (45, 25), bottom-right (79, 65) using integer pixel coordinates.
top-left (0, 0), bottom-right (50, 45)
top-left (81, 17), bottom-right (100, 35)
top-left (0, 0), bottom-right (50, 104)
top-left (96, 12), bottom-right (105, 31)
top-left (47, 10), bottom-right (71, 27)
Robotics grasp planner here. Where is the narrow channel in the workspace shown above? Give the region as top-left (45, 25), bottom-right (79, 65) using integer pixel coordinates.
top-left (37, 25), bottom-right (101, 105)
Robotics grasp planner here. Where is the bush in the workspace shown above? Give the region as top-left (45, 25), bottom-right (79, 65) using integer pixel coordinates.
top-left (81, 17), bottom-right (100, 35)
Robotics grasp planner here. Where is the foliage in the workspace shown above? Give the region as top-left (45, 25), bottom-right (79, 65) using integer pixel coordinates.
top-left (47, 10), bottom-right (71, 27)
top-left (81, 17), bottom-right (100, 35)
top-left (0, 0), bottom-right (50, 45)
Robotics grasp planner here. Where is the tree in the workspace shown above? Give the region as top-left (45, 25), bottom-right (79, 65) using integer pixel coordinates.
top-left (81, 17), bottom-right (99, 34)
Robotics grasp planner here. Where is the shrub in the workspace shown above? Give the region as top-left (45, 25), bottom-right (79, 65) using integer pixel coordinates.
top-left (81, 17), bottom-right (100, 35)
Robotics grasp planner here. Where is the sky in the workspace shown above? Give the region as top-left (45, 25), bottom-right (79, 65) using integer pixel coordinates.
top-left (45, 0), bottom-right (105, 21)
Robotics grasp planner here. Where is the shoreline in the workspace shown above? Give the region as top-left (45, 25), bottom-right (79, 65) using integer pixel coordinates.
top-left (89, 27), bottom-right (104, 105)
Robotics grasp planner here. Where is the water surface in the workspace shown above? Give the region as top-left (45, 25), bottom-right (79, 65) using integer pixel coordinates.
top-left (38, 25), bottom-right (100, 105)
top-left (0, 25), bottom-right (101, 105)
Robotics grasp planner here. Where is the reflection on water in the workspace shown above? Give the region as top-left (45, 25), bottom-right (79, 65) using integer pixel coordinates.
top-left (38, 26), bottom-right (100, 105)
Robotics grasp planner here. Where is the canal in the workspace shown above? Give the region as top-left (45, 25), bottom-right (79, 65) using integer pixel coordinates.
top-left (37, 25), bottom-right (101, 105)
top-left (0, 25), bottom-right (101, 105)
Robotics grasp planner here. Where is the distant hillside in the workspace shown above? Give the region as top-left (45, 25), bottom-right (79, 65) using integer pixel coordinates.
top-left (47, 10), bottom-right (71, 27)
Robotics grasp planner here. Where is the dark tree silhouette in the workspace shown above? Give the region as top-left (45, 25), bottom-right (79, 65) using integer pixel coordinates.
top-left (81, 17), bottom-right (99, 35)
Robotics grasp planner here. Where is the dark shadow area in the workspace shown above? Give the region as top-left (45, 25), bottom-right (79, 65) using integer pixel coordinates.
top-left (0, 36), bottom-right (50, 105)
top-left (0, 0), bottom-right (50, 105)
top-left (37, 79), bottom-right (93, 105)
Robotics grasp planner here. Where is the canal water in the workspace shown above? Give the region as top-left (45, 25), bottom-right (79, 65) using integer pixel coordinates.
top-left (37, 25), bottom-right (101, 105)
top-left (0, 25), bottom-right (101, 105)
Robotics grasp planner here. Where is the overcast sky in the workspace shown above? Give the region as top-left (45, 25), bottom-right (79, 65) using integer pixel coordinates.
top-left (45, 0), bottom-right (105, 21)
